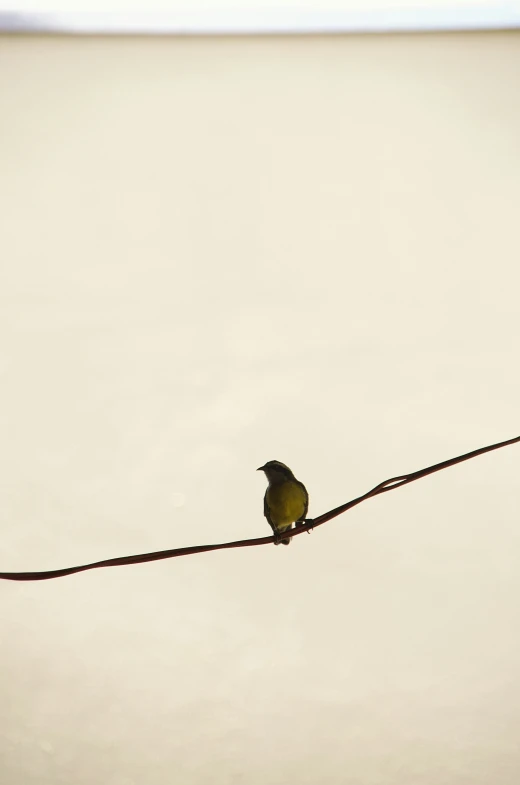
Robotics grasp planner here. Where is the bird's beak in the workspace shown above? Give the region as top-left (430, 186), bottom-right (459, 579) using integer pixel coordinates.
top-left (257, 465), bottom-right (265, 472)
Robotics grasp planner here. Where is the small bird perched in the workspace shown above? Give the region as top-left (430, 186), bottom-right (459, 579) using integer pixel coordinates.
top-left (257, 460), bottom-right (309, 545)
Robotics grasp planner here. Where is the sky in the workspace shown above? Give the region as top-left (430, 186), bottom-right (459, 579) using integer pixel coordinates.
top-left (1, 30), bottom-right (520, 785)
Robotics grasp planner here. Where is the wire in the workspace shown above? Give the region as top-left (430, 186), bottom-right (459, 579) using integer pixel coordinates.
top-left (1, 434), bottom-right (518, 582)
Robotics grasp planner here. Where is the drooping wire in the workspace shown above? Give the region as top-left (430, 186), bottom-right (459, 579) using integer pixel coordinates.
top-left (1, 434), bottom-right (518, 582)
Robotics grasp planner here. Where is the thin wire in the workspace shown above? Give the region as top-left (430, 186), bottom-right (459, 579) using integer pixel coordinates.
top-left (1, 434), bottom-right (518, 582)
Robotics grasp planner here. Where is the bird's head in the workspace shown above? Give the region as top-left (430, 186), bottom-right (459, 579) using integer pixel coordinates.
top-left (257, 460), bottom-right (295, 482)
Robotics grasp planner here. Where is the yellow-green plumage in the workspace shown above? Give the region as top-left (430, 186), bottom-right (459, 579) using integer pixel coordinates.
top-left (265, 482), bottom-right (307, 530)
top-left (258, 460), bottom-right (309, 545)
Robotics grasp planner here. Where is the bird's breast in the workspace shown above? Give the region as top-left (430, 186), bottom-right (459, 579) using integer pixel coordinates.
top-left (266, 481), bottom-right (306, 526)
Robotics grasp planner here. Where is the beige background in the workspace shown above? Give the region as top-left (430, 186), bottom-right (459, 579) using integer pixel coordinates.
top-left (1, 32), bottom-right (519, 785)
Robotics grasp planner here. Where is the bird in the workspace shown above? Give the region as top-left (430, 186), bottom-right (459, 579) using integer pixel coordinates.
top-left (257, 460), bottom-right (309, 545)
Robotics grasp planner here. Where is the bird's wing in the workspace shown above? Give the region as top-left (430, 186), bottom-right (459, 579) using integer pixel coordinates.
top-left (263, 491), bottom-right (277, 535)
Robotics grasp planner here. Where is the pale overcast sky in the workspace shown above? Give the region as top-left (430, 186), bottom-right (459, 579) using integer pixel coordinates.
top-left (2, 30), bottom-right (520, 785)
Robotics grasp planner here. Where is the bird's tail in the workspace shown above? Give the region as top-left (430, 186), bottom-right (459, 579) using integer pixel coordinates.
top-left (278, 524), bottom-right (292, 545)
